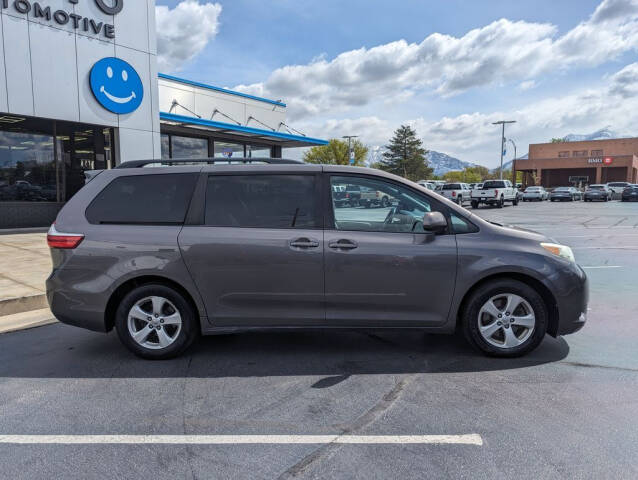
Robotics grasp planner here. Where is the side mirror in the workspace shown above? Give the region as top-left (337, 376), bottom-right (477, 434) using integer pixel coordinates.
top-left (422, 211), bottom-right (447, 233)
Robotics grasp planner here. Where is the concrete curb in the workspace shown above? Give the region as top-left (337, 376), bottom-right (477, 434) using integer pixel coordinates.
top-left (0, 308), bottom-right (57, 335)
top-left (0, 294), bottom-right (48, 317)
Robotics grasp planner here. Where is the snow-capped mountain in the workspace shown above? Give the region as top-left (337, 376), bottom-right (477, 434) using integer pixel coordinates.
top-left (562, 127), bottom-right (620, 142)
top-left (426, 151), bottom-right (479, 176)
top-left (490, 153), bottom-right (528, 173)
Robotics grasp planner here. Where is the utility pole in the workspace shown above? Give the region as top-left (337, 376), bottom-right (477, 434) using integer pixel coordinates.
top-left (508, 138), bottom-right (517, 185)
top-left (492, 121), bottom-right (516, 179)
top-left (342, 135), bottom-right (359, 165)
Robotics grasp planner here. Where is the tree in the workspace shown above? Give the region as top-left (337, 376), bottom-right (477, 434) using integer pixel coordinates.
top-left (443, 169), bottom-right (482, 183)
top-left (550, 137), bottom-right (565, 143)
top-left (378, 125), bottom-right (433, 181)
top-left (303, 139), bottom-right (368, 166)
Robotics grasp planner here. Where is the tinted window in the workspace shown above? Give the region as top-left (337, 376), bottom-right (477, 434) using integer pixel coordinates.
top-left (330, 176), bottom-right (437, 233)
top-left (443, 184), bottom-right (461, 190)
top-left (205, 175), bottom-right (319, 229)
top-left (483, 181), bottom-right (506, 188)
top-left (86, 173), bottom-right (198, 225)
top-left (450, 212), bottom-right (479, 234)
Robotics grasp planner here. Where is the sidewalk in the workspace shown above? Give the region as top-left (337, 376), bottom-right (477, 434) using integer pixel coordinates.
top-left (0, 233), bottom-right (56, 332)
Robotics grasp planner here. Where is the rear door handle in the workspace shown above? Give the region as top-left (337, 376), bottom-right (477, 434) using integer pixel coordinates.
top-left (329, 239), bottom-right (358, 250)
top-left (290, 238), bottom-right (320, 249)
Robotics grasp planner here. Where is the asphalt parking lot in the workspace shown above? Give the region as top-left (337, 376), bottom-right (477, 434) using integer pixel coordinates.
top-left (1, 200), bottom-right (637, 479)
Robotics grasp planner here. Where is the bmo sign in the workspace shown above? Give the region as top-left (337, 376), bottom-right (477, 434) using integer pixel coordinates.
top-left (1, 0), bottom-right (124, 38)
top-left (588, 157), bottom-right (614, 165)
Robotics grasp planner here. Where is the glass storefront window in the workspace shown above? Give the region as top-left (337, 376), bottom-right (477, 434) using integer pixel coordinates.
top-left (161, 134), bottom-right (170, 160)
top-left (214, 141), bottom-right (244, 159)
top-left (171, 135), bottom-right (208, 159)
top-left (0, 121), bottom-right (56, 202)
top-left (247, 144), bottom-right (272, 158)
top-left (0, 115), bottom-right (114, 204)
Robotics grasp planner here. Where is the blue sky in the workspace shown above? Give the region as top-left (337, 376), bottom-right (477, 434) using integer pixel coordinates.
top-left (156, 0), bottom-right (638, 167)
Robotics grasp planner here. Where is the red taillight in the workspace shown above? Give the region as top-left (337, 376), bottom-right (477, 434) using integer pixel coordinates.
top-left (494, 189), bottom-right (499, 197)
top-left (376, 191), bottom-right (380, 198)
top-left (452, 191), bottom-right (456, 197)
top-left (47, 224), bottom-right (84, 249)
top-left (345, 193), bottom-right (350, 198)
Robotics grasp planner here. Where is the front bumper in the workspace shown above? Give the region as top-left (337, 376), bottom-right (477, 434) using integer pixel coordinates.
top-left (552, 265), bottom-right (589, 336)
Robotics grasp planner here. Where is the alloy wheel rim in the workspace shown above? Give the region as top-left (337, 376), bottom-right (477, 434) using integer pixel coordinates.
top-left (127, 296), bottom-right (182, 350)
top-left (477, 293), bottom-right (535, 349)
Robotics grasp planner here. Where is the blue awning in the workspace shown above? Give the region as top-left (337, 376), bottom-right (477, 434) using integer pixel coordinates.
top-left (160, 112), bottom-right (328, 148)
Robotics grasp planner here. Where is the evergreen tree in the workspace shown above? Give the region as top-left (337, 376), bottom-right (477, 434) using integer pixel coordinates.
top-left (379, 125), bottom-right (432, 181)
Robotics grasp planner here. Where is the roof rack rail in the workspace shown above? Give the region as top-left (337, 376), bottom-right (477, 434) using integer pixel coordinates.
top-left (116, 157), bottom-right (304, 169)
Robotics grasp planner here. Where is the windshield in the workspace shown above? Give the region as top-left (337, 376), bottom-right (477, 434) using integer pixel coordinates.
top-left (483, 181), bottom-right (505, 189)
top-left (525, 187), bottom-right (540, 192)
top-left (442, 184), bottom-right (461, 190)
top-left (554, 187), bottom-right (570, 192)
top-left (588, 185), bottom-right (604, 190)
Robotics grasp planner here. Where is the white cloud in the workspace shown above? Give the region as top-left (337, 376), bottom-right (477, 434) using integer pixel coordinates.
top-left (518, 80), bottom-right (536, 91)
top-left (298, 61), bottom-right (638, 167)
top-left (234, 0), bottom-right (638, 120)
top-left (156, 1), bottom-right (222, 72)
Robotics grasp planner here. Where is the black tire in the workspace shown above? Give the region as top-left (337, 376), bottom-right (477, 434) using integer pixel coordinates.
top-left (350, 199), bottom-right (360, 208)
top-left (513, 196), bottom-right (519, 206)
top-left (115, 284), bottom-right (199, 360)
top-left (456, 196), bottom-right (462, 205)
top-left (471, 200), bottom-right (479, 209)
top-left (497, 196), bottom-right (504, 208)
top-left (381, 196), bottom-right (390, 208)
top-left (462, 279), bottom-right (548, 357)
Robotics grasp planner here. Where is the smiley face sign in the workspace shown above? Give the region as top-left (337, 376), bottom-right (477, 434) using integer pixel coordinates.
top-left (90, 57), bottom-right (143, 114)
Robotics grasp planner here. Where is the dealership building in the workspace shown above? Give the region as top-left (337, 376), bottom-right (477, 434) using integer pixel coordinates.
top-left (0, 0), bottom-right (327, 229)
top-left (514, 138), bottom-right (638, 188)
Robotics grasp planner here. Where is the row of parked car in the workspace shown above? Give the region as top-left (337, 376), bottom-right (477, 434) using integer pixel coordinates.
top-left (415, 180), bottom-right (638, 208)
top-left (520, 183), bottom-right (638, 202)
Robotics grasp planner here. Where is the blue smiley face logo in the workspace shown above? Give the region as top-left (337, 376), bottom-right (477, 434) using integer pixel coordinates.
top-left (90, 57), bottom-right (143, 114)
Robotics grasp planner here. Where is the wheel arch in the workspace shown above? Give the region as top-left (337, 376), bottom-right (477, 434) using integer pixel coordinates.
top-left (455, 272), bottom-right (560, 336)
top-left (104, 275), bottom-right (202, 332)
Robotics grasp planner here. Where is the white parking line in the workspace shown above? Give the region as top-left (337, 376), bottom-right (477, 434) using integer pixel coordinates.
top-left (0, 434), bottom-right (483, 446)
top-left (581, 266), bottom-right (623, 269)
top-left (573, 246), bottom-right (638, 250)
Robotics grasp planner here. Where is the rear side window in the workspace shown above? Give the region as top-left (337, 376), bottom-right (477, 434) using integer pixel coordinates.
top-left (443, 184), bottom-right (460, 190)
top-left (205, 175), bottom-right (319, 229)
top-left (86, 173), bottom-right (198, 225)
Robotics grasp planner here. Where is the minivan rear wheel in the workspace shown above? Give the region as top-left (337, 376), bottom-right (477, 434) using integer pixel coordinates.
top-left (115, 284), bottom-right (198, 360)
top-left (462, 279), bottom-right (547, 357)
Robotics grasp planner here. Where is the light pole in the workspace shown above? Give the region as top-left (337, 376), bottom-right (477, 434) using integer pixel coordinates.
top-left (342, 135), bottom-right (359, 165)
top-left (508, 138), bottom-right (517, 185)
top-left (492, 121), bottom-right (516, 179)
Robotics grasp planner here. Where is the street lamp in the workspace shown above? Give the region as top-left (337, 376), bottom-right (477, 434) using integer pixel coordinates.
top-left (492, 121), bottom-right (516, 179)
top-left (342, 135), bottom-right (359, 165)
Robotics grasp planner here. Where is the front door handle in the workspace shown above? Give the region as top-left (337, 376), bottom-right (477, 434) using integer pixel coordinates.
top-left (329, 239), bottom-right (358, 250)
top-left (290, 238), bottom-right (320, 249)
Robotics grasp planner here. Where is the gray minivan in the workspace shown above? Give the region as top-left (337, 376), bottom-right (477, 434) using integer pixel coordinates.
top-left (46, 159), bottom-right (588, 359)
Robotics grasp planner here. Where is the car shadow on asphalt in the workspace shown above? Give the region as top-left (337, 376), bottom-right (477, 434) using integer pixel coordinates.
top-left (0, 323), bottom-right (569, 378)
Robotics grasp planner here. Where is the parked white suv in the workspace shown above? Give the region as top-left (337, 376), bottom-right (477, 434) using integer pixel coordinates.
top-left (607, 182), bottom-right (630, 198)
top-left (471, 180), bottom-right (519, 209)
top-left (440, 183), bottom-right (471, 205)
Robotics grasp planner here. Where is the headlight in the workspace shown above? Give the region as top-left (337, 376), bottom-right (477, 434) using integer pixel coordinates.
top-left (541, 242), bottom-right (575, 262)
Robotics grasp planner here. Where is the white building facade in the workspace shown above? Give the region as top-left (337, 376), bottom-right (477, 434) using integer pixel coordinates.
top-left (0, 0), bottom-right (325, 228)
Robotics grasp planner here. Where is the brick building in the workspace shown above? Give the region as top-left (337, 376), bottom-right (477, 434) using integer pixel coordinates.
top-left (513, 138), bottom-right (638, 188)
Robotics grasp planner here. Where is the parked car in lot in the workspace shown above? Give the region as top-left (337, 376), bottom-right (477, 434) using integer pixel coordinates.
top-left (621, 184), bottom-right (638, 202)
top-left (470, 179), bottom-right (519, 209)
top-left (584, 184), bottom-right (612, 202)
top-left (441, 183), bottom-right (471, 205)
top-left (607, 182), bottom-right (630, 198)
top-left (522, 186), bottom-right (548, 202)
top-left (417, 180), bottom-right (436, 191)
top-left (550, 187), bottom-right (582, 202)
top-left (46, 158), bottom-right (587, 360)
top-left (360, 186), bottom-right (393, 208)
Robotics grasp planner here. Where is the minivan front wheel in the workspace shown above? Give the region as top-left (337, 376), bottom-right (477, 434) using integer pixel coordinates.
top-left (115, 284), bottom-right (198, 359)
top-left (462, 279), bottom-right (547, 357)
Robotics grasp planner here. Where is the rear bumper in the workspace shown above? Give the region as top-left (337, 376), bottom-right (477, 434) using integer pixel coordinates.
top-left (46, 269), bottom-right (109, 333)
